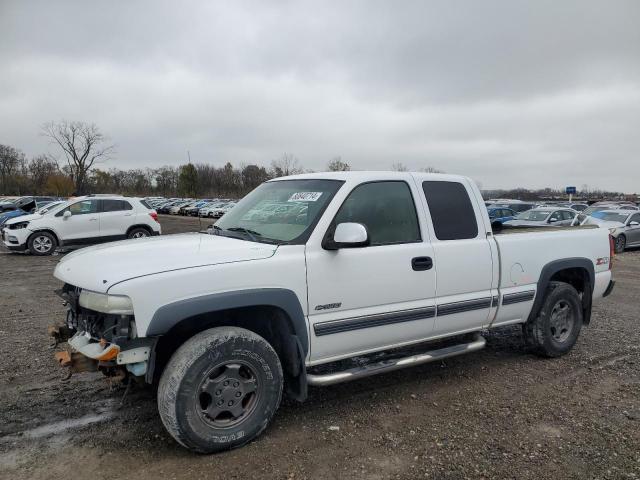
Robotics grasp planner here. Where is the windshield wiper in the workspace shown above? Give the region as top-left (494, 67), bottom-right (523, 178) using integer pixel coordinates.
top-left (226, 227), bottom-right (262, 242)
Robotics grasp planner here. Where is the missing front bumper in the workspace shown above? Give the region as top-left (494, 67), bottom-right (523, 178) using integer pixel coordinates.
top-left (52, 329), bottom-right (157, 380)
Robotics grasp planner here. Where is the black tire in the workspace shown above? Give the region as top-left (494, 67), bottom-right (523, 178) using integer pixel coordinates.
top-left (614, 234), bottom-right (626, 253)
top-left (524, 281), bottom-right (583, 358)
top-left (27, 231), bottom-right (57, 256)
top-left (158, 327), bottom-right (283, 453)
top-left (127, 227), bottom-right (150, 239)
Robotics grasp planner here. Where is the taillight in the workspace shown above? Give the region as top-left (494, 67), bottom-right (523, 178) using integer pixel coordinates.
top-left (609, 234), bottom-right (614, 270)
top-left (149, 211), bottom-right (159, 222)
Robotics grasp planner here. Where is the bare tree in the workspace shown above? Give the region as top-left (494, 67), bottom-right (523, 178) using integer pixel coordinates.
top-left (28, 155), bottom-right (59, 193)
top-left (0, 144), bottom-right (26, 194)
top-left (327, 156), bottom-right (350, 171)
top-left (390, 162), bottom-right (408, 172)
top-left (270, 153), bottom-right (303, 177)
top-left (42, 120), bottom-right (115, 194)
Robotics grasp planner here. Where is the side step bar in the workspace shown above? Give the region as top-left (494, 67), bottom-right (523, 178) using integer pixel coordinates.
top-left (306, 333), bottom-right (486, 386)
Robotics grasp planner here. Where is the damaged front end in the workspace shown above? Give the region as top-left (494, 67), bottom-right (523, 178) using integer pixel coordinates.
top-left (51, 284), bottom-right (156, 382)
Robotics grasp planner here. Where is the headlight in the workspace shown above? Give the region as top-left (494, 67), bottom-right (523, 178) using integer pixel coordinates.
top-left (608, 227), bottom-right (618, 234)
top-left (79, 290), bottom-right (134, 315)
top-left (10, 221), bottom-right (29, 230)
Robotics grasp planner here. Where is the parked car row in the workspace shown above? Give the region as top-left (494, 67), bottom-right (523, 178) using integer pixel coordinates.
top-left (145, 197), bottom-right (238, 219)
top-left (485, 198), bottom-right (640, 252)
top-left (1, 195), bottom-right (160, 255)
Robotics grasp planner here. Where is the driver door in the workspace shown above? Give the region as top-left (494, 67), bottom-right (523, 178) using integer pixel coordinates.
top-left (55, 199), bottom-right (101, 241)
top-left (305, 180), bottom-right (437, 364)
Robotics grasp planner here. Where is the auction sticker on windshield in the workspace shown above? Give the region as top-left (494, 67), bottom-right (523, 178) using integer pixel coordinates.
top-left (288, 192), bottom-right (323, 202)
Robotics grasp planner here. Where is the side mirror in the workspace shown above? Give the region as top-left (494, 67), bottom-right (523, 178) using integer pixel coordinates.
top-left (63, 210), bottom-right (72, 219)
top-left (323, 222), bottom-right (369, 250)
top-left (548, 217), bottom-right (558, 223)
top-left (629, 221), bottom-right (639, 227)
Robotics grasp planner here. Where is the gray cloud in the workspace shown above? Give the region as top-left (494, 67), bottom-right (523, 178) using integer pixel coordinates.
top-left (1, 0), bottom-right (639, 191)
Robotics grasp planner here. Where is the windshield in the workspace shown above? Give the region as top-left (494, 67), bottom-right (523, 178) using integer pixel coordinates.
top-left (515, 210), bottom-right (551, 221)
top-left (591, 211), bottom-right (629, 223)
top-left (213, 179), bottom-right (344, 244)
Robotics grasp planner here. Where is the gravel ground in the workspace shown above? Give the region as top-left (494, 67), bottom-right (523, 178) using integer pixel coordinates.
top-left (0, 215), bottom-right (638, 480)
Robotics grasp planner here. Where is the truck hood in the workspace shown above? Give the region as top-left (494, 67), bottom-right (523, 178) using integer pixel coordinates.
top-left (54, 233), bottom-right (277, 293)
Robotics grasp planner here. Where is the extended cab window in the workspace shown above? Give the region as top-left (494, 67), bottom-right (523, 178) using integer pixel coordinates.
top-left (422, 181), bottom-right (478, 240)
top-left (333, 181), bottom-right (420, 246)
top-left (102, 200), bottom-right (133, 212)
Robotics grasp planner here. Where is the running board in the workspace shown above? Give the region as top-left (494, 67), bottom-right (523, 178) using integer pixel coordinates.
top-left (306, 333), bottom-right (486, 386)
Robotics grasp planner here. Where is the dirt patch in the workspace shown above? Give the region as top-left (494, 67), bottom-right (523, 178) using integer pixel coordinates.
top-left (1, 215), bottom-right (639, 479)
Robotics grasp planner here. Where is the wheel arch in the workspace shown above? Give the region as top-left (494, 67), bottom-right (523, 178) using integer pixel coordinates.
top-left (126, 224), bottom-right (153, 236)
top-left (528, 258), bottom-right (595, 325)
top-left (28, 228), bottom-right (60, 244)
top-left (146, 288), bottom-right (309, 401)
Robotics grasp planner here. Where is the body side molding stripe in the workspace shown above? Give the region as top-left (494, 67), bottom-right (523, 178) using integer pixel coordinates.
top-left (314, 306), bottom-right (436, 336)
top-left (436, 297), bottom-right (492, 316)
top-left (502, 290), bottom-right (536, 305)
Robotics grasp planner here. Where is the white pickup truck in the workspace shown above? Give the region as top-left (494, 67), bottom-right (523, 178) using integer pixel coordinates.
top-left (52, 172), bottom-right (615, 453)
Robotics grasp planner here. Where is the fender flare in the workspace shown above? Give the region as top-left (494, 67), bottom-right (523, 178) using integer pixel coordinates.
top-left (145, 288), bottom-right (309, 355)
top-left (528, 257), bottom-right (595, 324)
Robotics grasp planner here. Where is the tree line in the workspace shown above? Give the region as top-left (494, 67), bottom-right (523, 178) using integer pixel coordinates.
top-left (1, 120), bottom-right (630, 201)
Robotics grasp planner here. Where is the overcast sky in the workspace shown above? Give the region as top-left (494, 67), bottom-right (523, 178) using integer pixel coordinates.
top-left (1, 1), bottom-right (639, 192)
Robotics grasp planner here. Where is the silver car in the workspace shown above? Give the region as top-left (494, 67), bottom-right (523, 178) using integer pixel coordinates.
top-left (503, 207), bottom-right (577, 227)
top-left (581, 209), bottom-right (640, 253)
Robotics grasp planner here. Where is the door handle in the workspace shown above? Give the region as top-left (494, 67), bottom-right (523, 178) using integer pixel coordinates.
top-left (411, 256), bottom-right (433, 271)
top-left (89, 217), bottom-right (98, 221)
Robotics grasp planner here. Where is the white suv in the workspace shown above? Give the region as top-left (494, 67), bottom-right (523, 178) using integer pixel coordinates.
top-left (2, 195), bottom-right (161, 255)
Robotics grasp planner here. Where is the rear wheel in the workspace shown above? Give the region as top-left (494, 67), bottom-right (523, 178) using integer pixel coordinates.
top-left (127, 227), bottom-right (150, 239)
top-left (158, 327), bottom-right (283, 453)
top-left (27, 231), bottom-right (57, 256)
top-left (614, 234), bottom-right (626, 253)
top-left (524, 281), bottom-right (583, 357)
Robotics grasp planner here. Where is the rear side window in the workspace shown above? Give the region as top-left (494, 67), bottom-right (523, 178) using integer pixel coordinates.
top-left (333, 181), bottom-right (421, 246)
top-left (101, 200), bottom-right (133, 212)
top-left (422, 181), bottom-right (478, 240)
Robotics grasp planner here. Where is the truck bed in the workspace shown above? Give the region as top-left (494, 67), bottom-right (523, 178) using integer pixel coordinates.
top-left (493, 224), bottom-right (599, 235)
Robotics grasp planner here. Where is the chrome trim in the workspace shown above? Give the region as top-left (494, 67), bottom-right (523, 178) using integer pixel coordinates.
top-left (313, 306), bottom-right (436, 337)
top-left (307, 333), bottom-right (486, 386)
top-left (502, 290), bottom-right (536, 305)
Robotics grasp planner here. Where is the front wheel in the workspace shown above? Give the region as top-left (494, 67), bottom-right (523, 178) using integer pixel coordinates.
top-left (27, 231), bottom-right (57, 256)
top-left (614, 234), bottom-right (626, 253)
top-left (524, 281), bottom-right (583, 357)
top-left (158, 327), bottom-right (283, 453)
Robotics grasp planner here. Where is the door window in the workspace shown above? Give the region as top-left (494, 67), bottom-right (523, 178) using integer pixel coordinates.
top-left (333, 181), bottom-right (421, 246)
top-left (422, 181), bottom-right (478, 240)
top-left (561, 210), bottom-right (574, 221)
top-left (629, 213), bottom-right (640, 225)
top-left (549, 211), bottom-right (562, 222)
top-left (101, 199), bottom-right (133, 212)
top-left (57, 199), bottom-right (99, 216)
